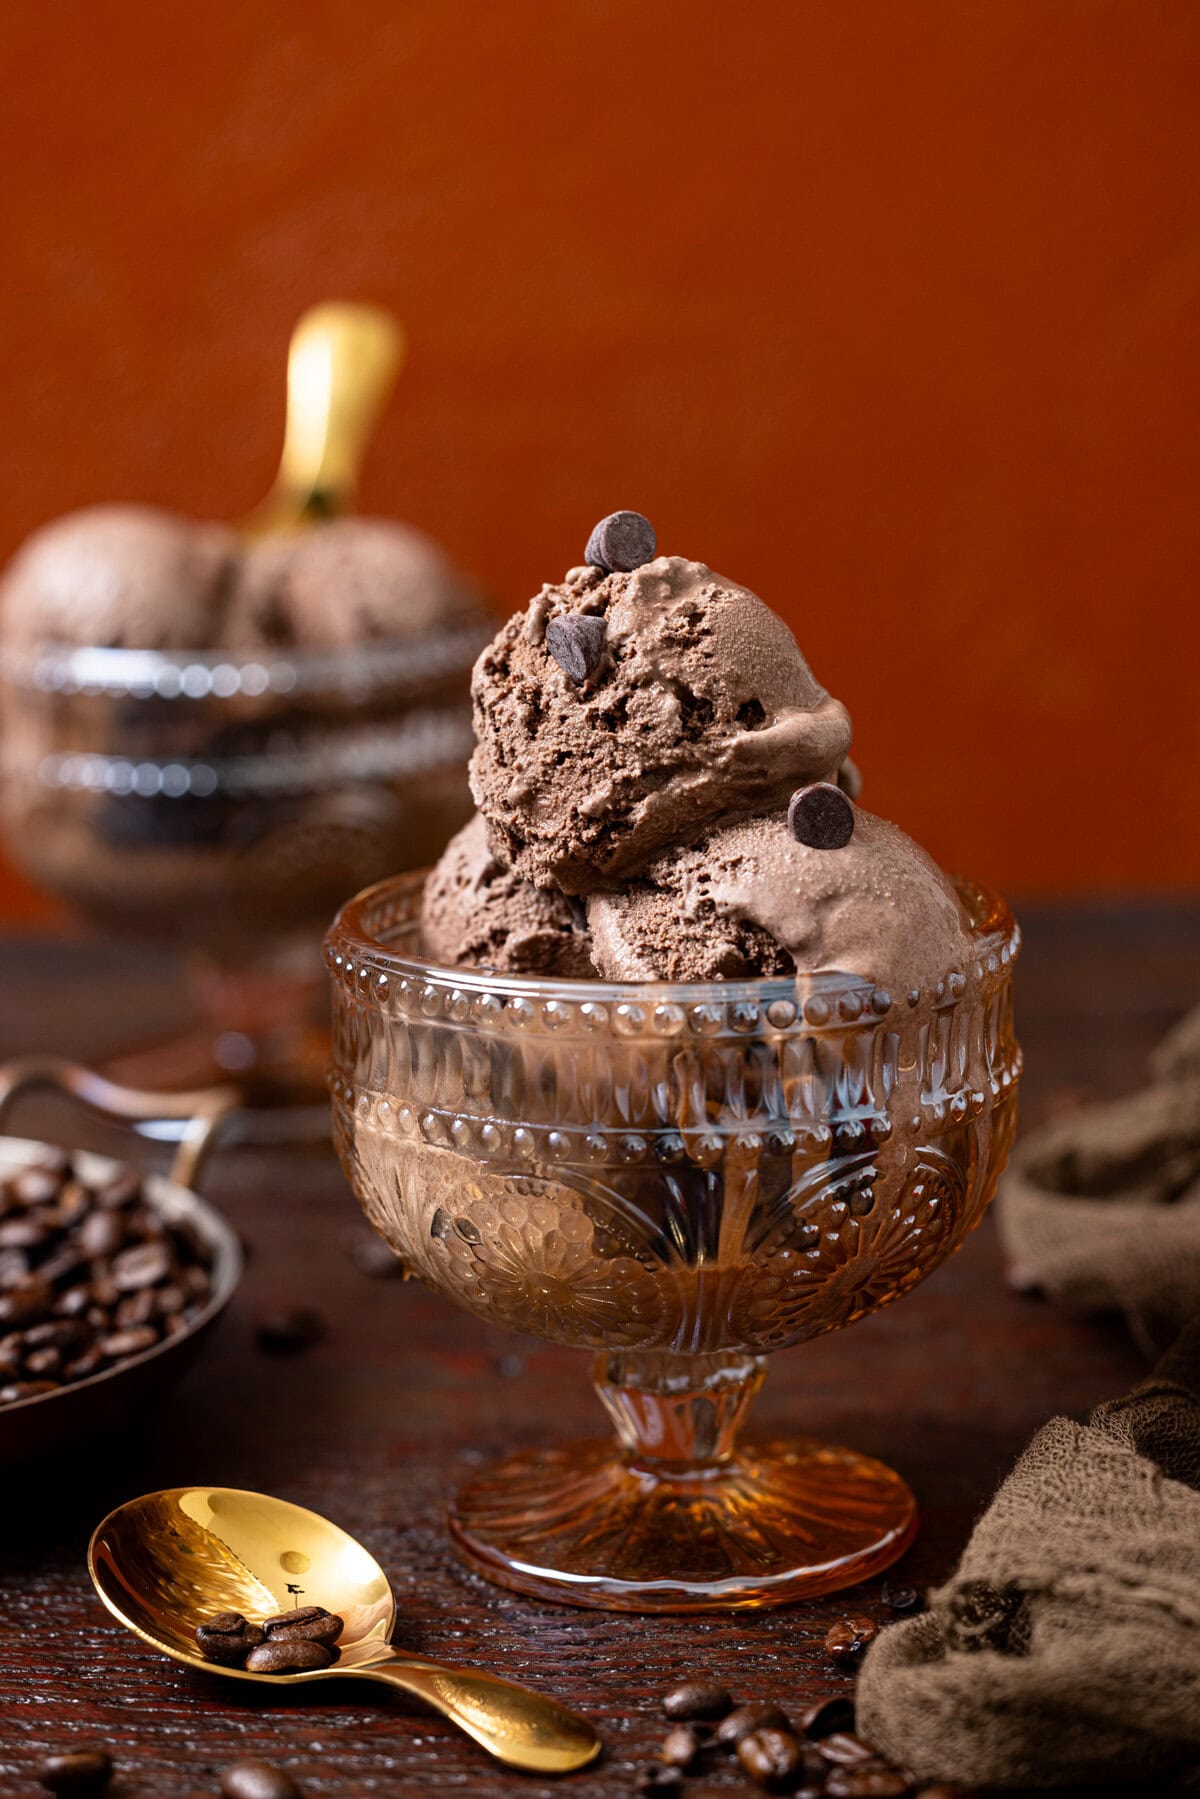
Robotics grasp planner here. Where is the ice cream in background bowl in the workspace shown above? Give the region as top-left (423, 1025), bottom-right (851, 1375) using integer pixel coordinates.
top-left (327, 511), bottom-right (1021, 1611)
top-left (0, 306), bottom-right (493, 1138)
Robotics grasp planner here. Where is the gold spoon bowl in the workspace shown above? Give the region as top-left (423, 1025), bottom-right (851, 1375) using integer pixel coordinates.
top-left (88, 1486), bottom-right (601, 1775)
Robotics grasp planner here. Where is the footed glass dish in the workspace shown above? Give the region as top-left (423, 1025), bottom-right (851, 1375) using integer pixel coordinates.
top-left (326, 871), bottom-right (1020, 1611)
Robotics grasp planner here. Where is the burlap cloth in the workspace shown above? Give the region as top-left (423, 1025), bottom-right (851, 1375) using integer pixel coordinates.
top-left (857, 1005), bottom-right (1200, 1789)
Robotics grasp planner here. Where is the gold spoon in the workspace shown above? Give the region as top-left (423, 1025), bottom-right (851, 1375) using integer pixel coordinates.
top-left (88, 1486), bottom-right (601, 1775)
top-left (244, 301), bottom-right (405, 536)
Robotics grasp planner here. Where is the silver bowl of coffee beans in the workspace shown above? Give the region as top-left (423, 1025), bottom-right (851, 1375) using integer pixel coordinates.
top-left (0, 1056), bottom-right (240, 1465)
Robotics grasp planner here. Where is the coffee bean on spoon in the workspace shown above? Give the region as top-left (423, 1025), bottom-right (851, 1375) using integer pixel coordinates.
top-left (218, 1762), bottom-right (302, 1799)
top-left (245, 1637), bottom-right (336, 1673)
top-left (261, 1604), bottom-right (343, 1646)
top-left (788, 781), bottom-right (855, 849)
top-left (545, 613), bottom-right (607, 685)
top-left (585, 509), bottom-right (657, 573)
top-left (661, 1676), bottom-right (733, 1720)
top-left (36, 1748), bottom-right (113, 1795)
top-left (195, 1610), bottom-right (265, 1665)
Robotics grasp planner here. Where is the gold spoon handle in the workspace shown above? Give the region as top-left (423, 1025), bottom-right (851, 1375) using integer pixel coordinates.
top-left (354, 1652), bottom-right (601, 1774)
top-left (245, 301), bottom-right (405, 535)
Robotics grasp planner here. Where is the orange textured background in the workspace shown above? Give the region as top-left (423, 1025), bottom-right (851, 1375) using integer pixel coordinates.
top-left (1, 1), bottom-right (1197, 922)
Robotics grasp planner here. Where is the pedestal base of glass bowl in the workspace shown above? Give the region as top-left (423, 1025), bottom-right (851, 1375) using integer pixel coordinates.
top-left (447, 1351), bottom-right (917, 1612)
top-left (104, 949), bottom-right (331, 1146)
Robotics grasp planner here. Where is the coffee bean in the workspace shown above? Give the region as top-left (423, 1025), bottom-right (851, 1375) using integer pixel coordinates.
top-left (0, 1379), bottom-right (59, 1400)
top-left (218, 1761), bottom-right (302, 1799)
top-left (0, 1217), bottom-right (52, 1251)
top-left (659, 1725), bottom-right (702, 1770)
top-left (64, 1348), bottom-right (105, 1381)
top-left (881, 1579), bottom-right (922, 1613)
top-left (26, 1319), bottom-right (90, 1354)
top-left (797, 1695), bottom-right (857, 1740)
top-left (736, 1727), bottom-right (806, 1788)
top-left (546, 613), bottom-right (607, 685)
top-left (0, 1282), bottom-right (54, 1328)
top-left (38, 1248), bottom-right (90, 1288)
top-left (56, 1180), bottom-right (90, 1223)
top-left (635, 1767), bottom-right (683, 1796)
top-left (0, 1332), bottom-right (22, 1377)
top-left (196, 1610), bottom-right (266, 1665)
top-left (115, 1289), bottom-right (159, 1329)
top-left (244, 1637), bottom-right (335, 1673)
top-left (95, 1172), bottom-right (141, 1210)
top-left (98, 1326), bottom-right (159, 1358)
top-left (255, 1307), bottom-right (326, 1354)
top-left (111, 1241), bottom-right (172, 1291)
top-left (662, 1677), bottom-right (733, 1720)
top-left (585, 509), bottom-right (657, 573)
top-left (12, 1167), bottom-right (62, 1207)
top-left (826, 1767), bottom-right (911, 1798)
top-left (25, 1346), bottom-right (63, 1377)
top-left (825, 1615), bottom-right (879, 1667)
top-left (715, 1701), bottom-right (792, 1747)
top-left (56, 1286), bottom-right (92, 1319)
top-left (77, 1211), bottom-right (125, 1259)
top-left (37, 1748), bottom-right (113, 1795)
top-left (262, 1605), bottom-right (343, 1647)
top-left (0, 1247), bottom-right (30, 1287)
top-left (818, 1732), bottom-right (878, 1765)
top-left (787, 781), bottom-right (855, 850)
top-left (913, 1787), bottom-right (976, 1798)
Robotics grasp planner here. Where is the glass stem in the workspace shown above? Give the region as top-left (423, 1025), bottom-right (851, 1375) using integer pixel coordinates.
top-left (593, 1349), bottom-right (766, 1477)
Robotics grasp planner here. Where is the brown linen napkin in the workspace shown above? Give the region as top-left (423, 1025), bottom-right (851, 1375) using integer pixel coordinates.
top-left (857, 1006), bottom-right (1200, 1789)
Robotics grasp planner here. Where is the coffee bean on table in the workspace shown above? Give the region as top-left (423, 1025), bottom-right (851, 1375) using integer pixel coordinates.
top-left (585, 509), bottom-right (657, 573)
top-left (819, 1732), bottom-right (879, 1765)
top-left (244, 1637), bottom-right (335, 1673)
top-left (661, 1677), bottom-right (733, 1720)
top-left (218, 1762), bottom-right (302, 1799)
top-left (736, 1726), bottom-right (806, 1788)
top-left (545, 613), bottom-right (607, 685)
top-left (797, 1694), bottom-right (857, 1739)
top-left (262, 1604), bottom-right (343, 1646)
top-left (826, 1766), bottom-right (911, 1798)
top-left (196, 1610), bottom-right (265, 1665)
top-left (659, 1724), bottom-right (702, 1770)
top-left (715, 1700), bottom-right (792, 1747)
top-left (788, 781), bottom-right (855, 850)
top-left (825, 1615), bottom-right (879, 1667)
top-left (881, 1579), bottom-right (922, 1613)
top-left (36, 1747), bottom-right (114, 1795)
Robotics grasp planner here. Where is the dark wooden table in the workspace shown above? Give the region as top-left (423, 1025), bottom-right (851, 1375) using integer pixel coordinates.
top-left (1, 903), bottom-right (1196, 1799)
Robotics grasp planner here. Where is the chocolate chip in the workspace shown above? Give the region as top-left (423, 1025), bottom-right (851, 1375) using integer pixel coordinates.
top-left (545, 613), bottom-right (607, 685)
top-left (244, 1637), bottom-right (336, 1674)
top-left (37, 1749), bottom-right (114, 1796)
top-left (255, 1307), bottom-right (326, 1354)
top-left (787, 781), bottom-right (855, 850)
top-left (218, 1763), bottom-right (302, 1799)
top-left (659, 1725), bottom-right (703, 1770)
top-left (196, 1610), bottom-right (265, 1665)
top-left (584, 509), bottom-right (656, 573)
top-left (715, 1702), bottom-right (792, 1747)
top-left (661, 1677), bottom-right (733, 1720)
top-left (881, 1579), bottom-right (922, 1613)
top-left (736, 1727), bottom-right (807, 1789)
top-left (797, 1696), bottom-right (856, 1738)
top-left (262, 1604), bottom-right (343, 1646)
top-left (824, 1614), bottom-right (879, 1667)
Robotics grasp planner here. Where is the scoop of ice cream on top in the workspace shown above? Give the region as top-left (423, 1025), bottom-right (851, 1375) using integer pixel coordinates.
top-left (587, 790), bottom-right (974, 992)
top-left (420, 811), bottom-right (596, 978)
top-left (225, 517), bottom-right (485, 652)
top-left (469, 522), bottom-right (852, 896)
top-left (0, 506), bottom-right (239, 651)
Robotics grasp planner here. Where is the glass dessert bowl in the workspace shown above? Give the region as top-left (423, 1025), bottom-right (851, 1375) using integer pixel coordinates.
top-left (326, 868), bottom-right (1021, 1612)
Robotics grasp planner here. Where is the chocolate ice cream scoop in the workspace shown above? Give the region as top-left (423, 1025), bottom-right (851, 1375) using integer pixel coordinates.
top-left (470, 553), bottom-right (852, 894)
top-left (587, 804), bottom-right (974, 992)
top-left (421, 813), bottom-right (595, 977)
top-left (0, 506), bottom-right (239, 651)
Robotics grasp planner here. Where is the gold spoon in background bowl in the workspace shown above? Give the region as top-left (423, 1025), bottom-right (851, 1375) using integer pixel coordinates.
top-left (88, 1487), bottom-right (601, 1775)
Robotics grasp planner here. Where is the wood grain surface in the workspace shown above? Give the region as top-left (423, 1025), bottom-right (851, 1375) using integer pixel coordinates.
top-left (0, 903), bottom-right (1196, 1797)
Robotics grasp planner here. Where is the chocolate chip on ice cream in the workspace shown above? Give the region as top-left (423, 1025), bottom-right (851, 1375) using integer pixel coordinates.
top-left (787, 780), bottom-right (855, 849)
top-left (544, 612), bottom-right (607, 684)
top-left (585, 509), bottom-right (657, 573)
